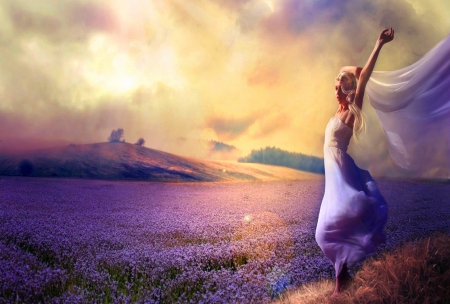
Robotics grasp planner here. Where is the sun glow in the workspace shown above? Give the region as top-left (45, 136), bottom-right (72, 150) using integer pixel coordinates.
top-left (263, 0), bottom-right (275, 12)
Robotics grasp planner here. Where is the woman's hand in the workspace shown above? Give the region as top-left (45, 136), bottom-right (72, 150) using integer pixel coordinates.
top-left (378, 28), bottom-right (394, 46)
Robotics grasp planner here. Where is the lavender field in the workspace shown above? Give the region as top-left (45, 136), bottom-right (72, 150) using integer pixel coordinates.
top-left (1, 176), bottom-right (449, 303)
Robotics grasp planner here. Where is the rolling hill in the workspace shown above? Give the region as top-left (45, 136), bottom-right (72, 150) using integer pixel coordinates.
top-left (1, 142), bottom-right (322, 182)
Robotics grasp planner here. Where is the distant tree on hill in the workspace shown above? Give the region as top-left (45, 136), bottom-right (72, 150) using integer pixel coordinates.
top-left (238, 146), bottom-right (325, 174)
top-left (108, 128), bottom-right (124, 142)
top-left (19, 159), bottom-right (34, 176)
top-left (135, 138), bottom-right (145, 146)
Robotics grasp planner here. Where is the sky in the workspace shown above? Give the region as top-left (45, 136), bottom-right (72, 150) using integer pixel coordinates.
top-left (0, 0), bottom-right (449, 177)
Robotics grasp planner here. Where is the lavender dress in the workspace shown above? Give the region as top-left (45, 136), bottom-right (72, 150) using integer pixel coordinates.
top-left (315, 117), bottom-right (388, 276)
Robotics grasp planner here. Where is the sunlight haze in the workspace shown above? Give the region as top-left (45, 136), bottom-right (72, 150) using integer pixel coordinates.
top-left (1, 0), bottom-right (449, 177)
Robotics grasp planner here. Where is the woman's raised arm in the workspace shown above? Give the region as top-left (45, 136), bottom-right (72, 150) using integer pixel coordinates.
top-left (354, 28), bottom-right (394, 109)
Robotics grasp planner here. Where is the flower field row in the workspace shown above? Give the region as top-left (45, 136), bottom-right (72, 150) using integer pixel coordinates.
top-left (0, 177), bottom-right (449, 303)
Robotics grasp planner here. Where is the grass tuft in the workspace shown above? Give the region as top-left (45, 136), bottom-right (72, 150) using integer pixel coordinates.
top-left (274, 233), bottom-right (450, 304)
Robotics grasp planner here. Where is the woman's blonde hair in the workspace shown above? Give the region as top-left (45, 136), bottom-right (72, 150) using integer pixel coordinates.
top-left (336, 71), bottom-right (366, 140)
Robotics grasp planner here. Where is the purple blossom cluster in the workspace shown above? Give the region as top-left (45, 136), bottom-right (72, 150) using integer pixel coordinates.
top-left (0, 177), bottom-right (449, 303)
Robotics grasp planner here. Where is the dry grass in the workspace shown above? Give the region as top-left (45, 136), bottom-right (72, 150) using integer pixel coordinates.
top-left (274, 233), bottom-right (450, 304)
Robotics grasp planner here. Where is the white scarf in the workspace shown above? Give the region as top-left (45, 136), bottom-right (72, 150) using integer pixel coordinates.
top-left (366, 34), bottom-right (450, 176)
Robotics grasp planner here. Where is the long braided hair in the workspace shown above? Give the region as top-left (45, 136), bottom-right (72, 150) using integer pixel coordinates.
top-left (336, 71), bottom-right (366, 139)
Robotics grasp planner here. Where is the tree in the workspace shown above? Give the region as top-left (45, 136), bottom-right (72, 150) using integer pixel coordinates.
top-left (19, 159), bottom-right (33, 176)
top-left (135, 138), bottom-right (145, 146)
top-left (108, 128), bottom-right (124, 142)
top-left (238, 146), bottom-right (325, 174)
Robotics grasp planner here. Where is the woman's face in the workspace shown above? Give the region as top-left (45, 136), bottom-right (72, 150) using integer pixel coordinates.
top-left (335, 80), bottom-right (347, 104)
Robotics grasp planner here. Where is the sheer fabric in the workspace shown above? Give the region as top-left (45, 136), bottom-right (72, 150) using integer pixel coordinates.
top-left (366, 35), bottom-right (450, 173)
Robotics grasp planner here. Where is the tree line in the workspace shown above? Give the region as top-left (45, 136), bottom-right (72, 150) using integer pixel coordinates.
top-left (238, 146), bottom-right (325, 174)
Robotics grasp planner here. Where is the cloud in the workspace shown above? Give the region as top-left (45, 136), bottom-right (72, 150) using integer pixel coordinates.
top-left (2, 1), bottom-right (119, 44)
top-left (67, 2), bottom-right (118, 33)
top-left (130, 82), bottom-right (172, 105)
top-left (248, 112), bottom-right (291, 139)
top-left (235, 0), bottom-right (272, 34)
top-left (204, 110), bottom-right (290, 143)
top-left (7, 4), bottom-right (62, 35)
top-left (263, 0), bottom-right (348, 35)
top-left (256, 0), bottom-right (444, 64)
top-left (210, 0), bottom-right (253, 12)
top-left (246, 62), bottom-right (280, 86)
top-left (205, 114), bottom-right (258, 141)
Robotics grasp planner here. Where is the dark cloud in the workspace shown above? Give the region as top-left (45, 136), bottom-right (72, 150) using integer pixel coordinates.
top-left (205, 115), bottom-right (257, 141)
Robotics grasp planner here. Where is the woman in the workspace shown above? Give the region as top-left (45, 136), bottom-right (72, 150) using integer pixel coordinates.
top-left (315, 28), bottom-right (394, 296)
